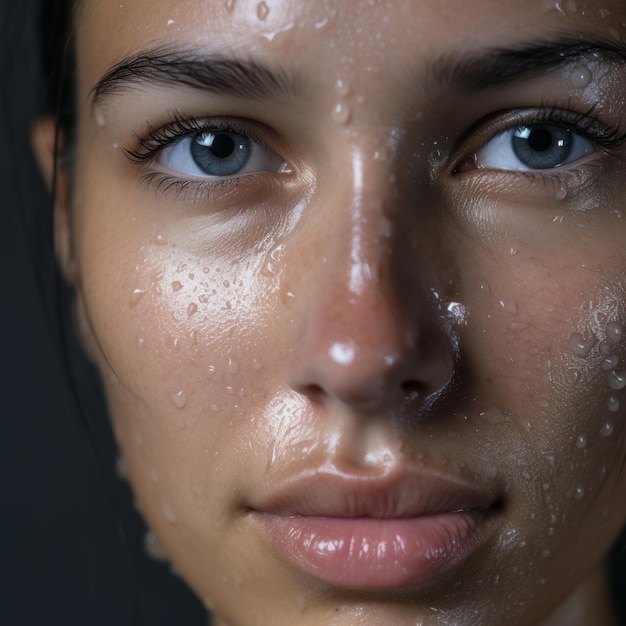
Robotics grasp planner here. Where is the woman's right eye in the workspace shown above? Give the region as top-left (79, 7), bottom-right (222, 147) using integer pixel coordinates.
top-left (156, 129), bottom-right (286, 179)
top-left (473, 123), bottom-right (596, 172)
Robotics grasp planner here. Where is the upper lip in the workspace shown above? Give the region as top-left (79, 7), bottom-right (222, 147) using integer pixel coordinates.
top-left (250, 462), bottom-right (497, 519)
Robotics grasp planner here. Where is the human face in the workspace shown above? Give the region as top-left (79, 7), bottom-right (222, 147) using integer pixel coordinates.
top-left (63, 0), bottom-right (626, 624)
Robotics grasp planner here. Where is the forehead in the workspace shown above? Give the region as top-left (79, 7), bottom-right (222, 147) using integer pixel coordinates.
top-left (76, 0), bottom-right (625, 95)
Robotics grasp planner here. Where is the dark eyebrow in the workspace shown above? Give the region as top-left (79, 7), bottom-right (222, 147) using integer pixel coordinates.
top-left (91, 46), bottom-right (302, 106)
top-left (432, 36), bottom-right (626, 93)
top-left (91, 36), bottom-right (626, 109)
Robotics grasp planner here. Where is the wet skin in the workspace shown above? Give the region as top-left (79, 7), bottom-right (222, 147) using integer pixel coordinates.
top-left (44, 0), bottom-right (626, 624)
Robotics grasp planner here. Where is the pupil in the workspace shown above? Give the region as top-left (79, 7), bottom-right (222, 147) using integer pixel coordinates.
top-left (209, 133), bottom-right (236, 159)
top-left (527, 128), bottom-right (553, 153)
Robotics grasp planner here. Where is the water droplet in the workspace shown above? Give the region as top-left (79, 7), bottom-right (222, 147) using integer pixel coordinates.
top-left (171, 281), bottom-right (183, 292)
top-left (600, 421), bottom-right (614, 437)
top-left (224, 0), bottom-right (236, 12)
top-left (601, 355), bottom-right (619, 371)
top-left (167, 18), bottom-right (174, 26)
top-left (608, 395), bottom-right (620, 413)
top-left (144, 530), bottom-right (169, 561)
top-left (477, 407), bottom-right (510, 425)
top-left (223, 279), bottom-right (230, 288)
top-left (567, 333), bottom-right (597, 359)
top-left (329, 341), bottom-right (356, 365)
top-left (187, 302), bottom-right (198, 317)
top-left (116, 456), bottom-right (129, 480)
top-left (568, 64), bottom-right (592, 89)
top-left (573, 485), bottom-right (585, 500)
top-left (575, 433), bottom-right (587, 449)
top-left (331, 101), bottom-right (351, 125)
top-left (607, 370), bottom-right (626, 390)
top-left (170, 390), bottom-right (187, 409)
top-left (256, 1), bottom-right (269, 20)
top-left (136, 337), bottom-right (145, 350)
top-left (606, 322), bottom-right (623, 342)
top-left (554, 185), bottom-right (567, 200)
top-left (131, 288), bottom-right (146, 305)
top-left (446, 301), bottom-right (467, 325)
top-left (155, 234), bottom-right (166, 245)
top-left (335, 78), bottom-right (351, 97)
top-left (94, 107), bottom-right (106, 127)
top-left (252, 358), bottom-right (263, 371)
top-left (162, 501), bottom-right (178, 525)
top-left (227, 358), bottom-right (239, 374)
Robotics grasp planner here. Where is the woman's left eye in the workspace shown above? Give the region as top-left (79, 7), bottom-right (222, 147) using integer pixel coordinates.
top-left (156, 129), bottom-right (285, 179)
top-left (474, 123), bottom-right (595, 171)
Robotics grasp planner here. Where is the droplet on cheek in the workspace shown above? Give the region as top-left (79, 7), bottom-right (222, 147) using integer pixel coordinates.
top-left (227, 358), bottom-right (239, 374)
top-left (172, 281), bottom-right (183, 292)
top-left (136, 337), bottom-right (145, 350)
top-left (224, 0), bottom-right (236, 13)
top-left (131, 288), bottom-right (146, 305)
top-left (162, 500), bottom-right (178, 525)
top-left (567, 332), bottom-right (597, 358)
top-left (600, 421), bottom-right (614, 437)
top-left (188, 302), bottom-right (198, 317)
top-left (601, 355), bottom-right (619, 371)
top-left (335, 78), bottom-right (351, 97)
top-left (568, 65), bottom-right (592, 89)
top-left (170, 390), bottom-right (188, 409)
top-left (144, 530), bottom-right (170, 561)
top-left (575, 433), bottom-right (587, 449)
top-left (331, 101), bottom-right (351, 125)
top-left (606, 322), bottom-right (623, 342)
top-left (607, 370), bottom-right (626, 391)
top-left (573, 485), bottom-right (585, 500)
top-left (608, 395), bottom-right (621, 412)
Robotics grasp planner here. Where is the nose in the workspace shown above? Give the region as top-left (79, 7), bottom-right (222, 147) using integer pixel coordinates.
top-left (285, 152), bottom-right (456, 414)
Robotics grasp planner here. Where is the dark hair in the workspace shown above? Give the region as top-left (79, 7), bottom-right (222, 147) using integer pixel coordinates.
top-left (2, 1), bottom-right (205, 623)
top-left (4, 1), bottom-right (626, 623)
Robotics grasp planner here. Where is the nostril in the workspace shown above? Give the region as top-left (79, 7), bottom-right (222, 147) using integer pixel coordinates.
top-left (401, 380), bottom-right (427, 400)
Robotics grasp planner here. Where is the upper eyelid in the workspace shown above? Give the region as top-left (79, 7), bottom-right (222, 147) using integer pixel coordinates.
top-left (123, 114), bottom-right (270, 164)
top-left (450, 106), bottom-right (626, 173)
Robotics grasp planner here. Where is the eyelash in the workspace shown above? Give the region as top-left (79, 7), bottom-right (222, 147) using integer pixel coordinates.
top-left (124, 104), bottom-right (626, 201)
top-left (454, 104), bottom-right (626, 175)
top-left (124, 110), bottom-right (275, 199)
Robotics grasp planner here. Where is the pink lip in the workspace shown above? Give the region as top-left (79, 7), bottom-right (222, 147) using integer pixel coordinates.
top-left (249, 466), bottom-right (497, 590)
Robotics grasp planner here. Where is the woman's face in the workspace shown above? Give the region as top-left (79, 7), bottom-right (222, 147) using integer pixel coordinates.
top-left (61, 0), bottom-right (626, 623)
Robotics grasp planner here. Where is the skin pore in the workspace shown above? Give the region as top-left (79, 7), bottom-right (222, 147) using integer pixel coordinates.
top-left (36, 0), bottom-right (626, 624)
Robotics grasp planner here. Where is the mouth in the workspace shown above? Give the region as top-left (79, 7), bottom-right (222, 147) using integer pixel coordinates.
top-left (248, 464), bottom-right (498, 590)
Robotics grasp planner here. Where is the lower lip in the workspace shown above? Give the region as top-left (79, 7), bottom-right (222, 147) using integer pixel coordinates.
top-left (256, 510), bottom-right (489, 589)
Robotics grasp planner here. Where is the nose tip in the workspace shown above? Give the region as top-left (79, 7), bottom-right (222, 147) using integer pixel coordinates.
top-left (286, 316), bottom-right (456, 413)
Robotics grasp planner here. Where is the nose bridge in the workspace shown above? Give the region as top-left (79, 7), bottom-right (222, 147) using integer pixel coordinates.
top-left (285, 147), bottom-right (455, 411)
